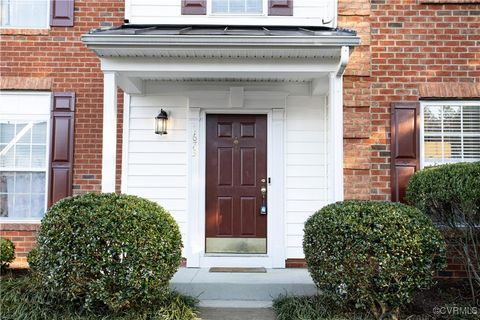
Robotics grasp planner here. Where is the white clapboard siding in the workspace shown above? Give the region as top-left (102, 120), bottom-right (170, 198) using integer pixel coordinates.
top-left (287, 223), bottom-right (305, 236)
top-left (128, 164), bottom-right (187, 176)
top-left (287, 131), bottom-right (325, 142)
top-left (129, 130), bottom-right (187, 142)
top-left (126, 97), bottom-right (188, 234)
top-left (129, 142), bottom-right (186, 153)
top-left (287, 189), bottom-right (324, 200)
top-left (126, 0), bottom-right (336, 27)
top-left (286, 247), bottom-right (304, 258)
top-left (285, 97), bottom-right (328, 259)
top-left (129, 152), bottom-right (186, 165)
top-left (128, 187), bottom-right (187, 199)
top-left (287, 154), bottom-right (325, 166)
top-left (128, 175), bottom-right (186, 187)
top-left (286, 176), bottom-right (327, 189)
top-left (286, 211), bottom-right (315, 224)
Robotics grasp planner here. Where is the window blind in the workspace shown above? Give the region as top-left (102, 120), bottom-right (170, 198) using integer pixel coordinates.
top-left (424, 104), bottom-right (480, 165)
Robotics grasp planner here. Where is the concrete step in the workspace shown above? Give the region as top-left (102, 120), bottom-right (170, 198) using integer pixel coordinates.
top-left (198, 307), bottom-right (277, 320)
top-left (169, 268), bottom-right (317, 303)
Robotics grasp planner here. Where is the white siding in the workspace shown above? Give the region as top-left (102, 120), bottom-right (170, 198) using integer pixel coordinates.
top-left (125, 96), bottom-right (189, 240)
top-left (124, 92), bottom-right (328, 261)
top-left (126, 0), bottom-right (337, 28)
top-left (285, 96), bottom-right (328, 259)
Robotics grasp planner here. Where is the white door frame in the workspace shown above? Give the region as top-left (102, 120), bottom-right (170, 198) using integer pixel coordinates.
top-left (186, 107), bottom-right (286, 268)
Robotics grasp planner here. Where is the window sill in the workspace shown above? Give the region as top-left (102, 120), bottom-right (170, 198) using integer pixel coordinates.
top-left (0, 219), bottom-right (41, 224)
top-left (0, 28), bottom-right (49, 36)
top-left (0, 220), bottom-right (41, 231)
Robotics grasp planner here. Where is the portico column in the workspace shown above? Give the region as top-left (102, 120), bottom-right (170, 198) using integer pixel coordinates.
top-left (328, 72), bottom-right (344, 202)
top-left (101, 72), bottom-right (118, 192)
top-left (186, 106), bottom-right (201, 267)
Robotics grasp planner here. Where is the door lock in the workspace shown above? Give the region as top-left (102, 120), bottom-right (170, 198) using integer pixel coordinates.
top-left (260, 178), bottom-right (267, 215)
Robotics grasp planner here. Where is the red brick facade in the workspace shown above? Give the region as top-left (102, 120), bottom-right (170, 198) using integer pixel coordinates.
top-left (370, 0), bottom-right (480, 203)
top-left (0, 0), bottom-right (478, 277)
top-left (370, 0), bottom-right (479, 279)
top-left (0, 0), bottom-right (125, 267)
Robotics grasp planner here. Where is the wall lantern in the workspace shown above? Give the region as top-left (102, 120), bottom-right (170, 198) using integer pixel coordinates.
top-left (155, 109), bottom-right (168, 135)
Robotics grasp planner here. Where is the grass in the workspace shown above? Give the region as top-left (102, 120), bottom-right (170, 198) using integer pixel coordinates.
top-left (0, 275), bottom-right (199, 320)
top-left (273, 294), bottom-right (374, 320)
top-left (273, 281), bottom-right (479, 320)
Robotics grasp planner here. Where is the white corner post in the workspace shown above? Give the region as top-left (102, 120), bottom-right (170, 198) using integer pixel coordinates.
top-left (271, 108), bottom-right (286, 268)
top-left (101, 72), bottom-right (118, 192)
top-left (186, 106), bottom-right (201, 267)
top-left (328, 46), bottom-right (349, 202)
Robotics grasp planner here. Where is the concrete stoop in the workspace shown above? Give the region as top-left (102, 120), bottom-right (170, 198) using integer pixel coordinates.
top-left (169, 268), bottom-right (317, 308)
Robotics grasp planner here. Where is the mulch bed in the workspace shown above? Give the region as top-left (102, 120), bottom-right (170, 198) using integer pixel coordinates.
top-left (0, 268), bottom-right (31, 280)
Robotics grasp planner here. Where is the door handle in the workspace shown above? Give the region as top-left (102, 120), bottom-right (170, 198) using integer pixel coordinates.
top-left (260, 178), bottom-right (267, 215)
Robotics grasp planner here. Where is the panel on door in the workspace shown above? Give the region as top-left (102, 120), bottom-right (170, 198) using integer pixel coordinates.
top-left (206, 114), bottom-right (267, 254)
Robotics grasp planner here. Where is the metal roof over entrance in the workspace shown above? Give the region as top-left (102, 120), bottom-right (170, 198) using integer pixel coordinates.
top-left (82, 25), bottom-right (360, 59)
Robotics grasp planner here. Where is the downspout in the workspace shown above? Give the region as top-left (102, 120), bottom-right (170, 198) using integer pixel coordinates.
top-left (337, 46), bottom-right (350, 77)
top-left (328, 45), bottom-right (350, 202)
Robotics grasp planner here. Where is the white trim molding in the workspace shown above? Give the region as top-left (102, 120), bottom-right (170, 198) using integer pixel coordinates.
top-left (270, 108), bottom-right (286, 267)
top-left (186, 106), bottom-right (285, 268)
top-left (121, 92), bottom-right (131, 194)
top-left (101, 72), bottom-right (118, 193)
top-left (328, 72), bottom-right (344, 202)
top-left (186, 106), bottom-right (202, 267)
top-left (0, 91), bottom-right (51, 222)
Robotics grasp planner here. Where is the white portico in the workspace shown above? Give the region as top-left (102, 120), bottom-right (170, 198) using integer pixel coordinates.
top-left (83, 26), bottom-right (359, 268)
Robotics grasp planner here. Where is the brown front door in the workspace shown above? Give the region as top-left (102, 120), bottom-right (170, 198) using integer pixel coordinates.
top-left (205, 114), bottom-right (267, 254)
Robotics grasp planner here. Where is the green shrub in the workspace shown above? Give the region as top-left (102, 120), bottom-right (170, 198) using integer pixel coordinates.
top-left (27, 247), bottom-right (39, 270)
top-left (303, 201), bottom-right (446, 319)
top-left (0, 275), bottom-right (198, 320)
top-left (33, 193), bottom-right (183, 312)
top-left (273, 294), bottom-right (373, 320)
top-left (1, 237), bottom-right (15, 270)
top-left (406, 162), bottom-right (480, 219)
top-left (406, 162), bottom-right (480, 300)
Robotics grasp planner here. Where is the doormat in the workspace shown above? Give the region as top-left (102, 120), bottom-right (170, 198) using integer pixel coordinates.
top-left (209, 267), bottom-right (267, 273)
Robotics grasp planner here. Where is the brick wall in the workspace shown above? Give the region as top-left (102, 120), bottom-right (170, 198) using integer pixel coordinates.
top-left (370, 0), bottom-right (480, 201)
top-left (338, 0), bottom-right (373, 200)
top-left (0, 0), bottom-right (126, 266)
top-left (369, 0), bottom-right (479, 277)
top-left (341, 0), bottom-right (479, 202)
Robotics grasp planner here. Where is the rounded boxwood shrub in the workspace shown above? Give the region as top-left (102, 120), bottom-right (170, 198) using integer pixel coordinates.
top-left (33, 193), bottom-right (183, 312)
top-left (303, 200), bottom-right (446, 319)
top-left (0, 237), bottom-right (15, 270)
top-left (406, 162), bottom-right (480, 299)
top-left (406, 162), bottom-right (480, 220)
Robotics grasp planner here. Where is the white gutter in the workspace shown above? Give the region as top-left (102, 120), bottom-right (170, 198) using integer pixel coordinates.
top-left (81, 34), bottom-right (360, 48)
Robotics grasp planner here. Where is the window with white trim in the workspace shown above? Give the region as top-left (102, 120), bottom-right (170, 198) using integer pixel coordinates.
top-left (422, 101), bottom-right (480, 167)
top-left (0, 0), bottom-right (49, 28)
top-left (211, 0), bottom-right (263, 15)
top-left (0, 93), bottom-right (50, 220)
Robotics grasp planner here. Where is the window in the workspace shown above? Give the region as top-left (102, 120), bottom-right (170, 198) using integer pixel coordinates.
top-left (0, 93), bottom-right (50, 220)
top-left (0, 0), bottom-right (49, 28)
top-left (211, 0), bottom-right (263, 15)
top-left (422, 101), bottom-right (480, 167)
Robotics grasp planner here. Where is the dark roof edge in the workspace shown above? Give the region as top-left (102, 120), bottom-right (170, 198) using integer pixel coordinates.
top-left (87, 24), bottom-right (357, 36)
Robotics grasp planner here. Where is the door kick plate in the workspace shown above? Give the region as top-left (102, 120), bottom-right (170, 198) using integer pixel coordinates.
top-left (206, 237), bottom-right (267, 254)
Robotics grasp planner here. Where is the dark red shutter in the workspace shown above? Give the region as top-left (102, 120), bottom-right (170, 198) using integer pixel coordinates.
top-left (391, 102), bottom-right (420, 203)
top-left (268, 0), bottom-right (293, 16)
top-left (182, 0), bottom-right (206, 15)
top-left (50, 0), bottom-right (74, 27)
top-left (48, 92), bottom-right (75, 207)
